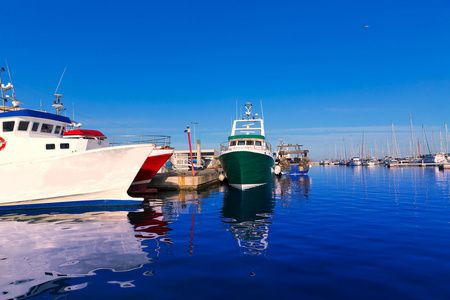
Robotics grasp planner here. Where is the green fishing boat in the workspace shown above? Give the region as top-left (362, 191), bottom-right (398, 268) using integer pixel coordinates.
top-left (219, 103), bottom-right (274, 190)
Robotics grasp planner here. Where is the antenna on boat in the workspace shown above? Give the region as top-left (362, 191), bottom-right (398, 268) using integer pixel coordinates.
top-left (54, 67), bottom-right (66, 96)
top-left (244, 102), bottom-right (252, 120)
top-left (5, 95), bottom-right (24, 108)
top-left (53, 94), bottom-right (65, 115)
top-left (53, 68), bottom-right (66, 115)
top-left (0, 67), bottom-right (5, 109)
top-left (4, 59), bottom-right (15, 99)
top-left (260, 100), bottom-right (264, 120)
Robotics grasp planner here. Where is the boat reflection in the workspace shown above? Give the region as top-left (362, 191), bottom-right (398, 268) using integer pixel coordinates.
top-left (0, 205), bottom-right (168, 299)
top-left (275, 175), bottom-right (311, 206)
top-left (220, 184), bottom-right (275, 255)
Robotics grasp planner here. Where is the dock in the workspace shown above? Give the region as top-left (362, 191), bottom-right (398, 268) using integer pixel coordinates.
top-left (386, 162), bottom-right (448, 168)
top-left (147, 168), bottom-right (222, 191)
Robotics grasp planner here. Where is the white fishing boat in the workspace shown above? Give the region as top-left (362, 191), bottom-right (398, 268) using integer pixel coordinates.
top-left (0, 71), bottom-right (154, 206)
top-left (219, 103), bottom-right (274, 190)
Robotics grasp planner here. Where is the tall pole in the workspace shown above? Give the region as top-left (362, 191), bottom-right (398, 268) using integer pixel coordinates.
top-left (185, 125), bottom-right (195, 177)
top-left (191, 122), bottom-right (198, 168)
top-left (191, 122), bottom-right (198, 150)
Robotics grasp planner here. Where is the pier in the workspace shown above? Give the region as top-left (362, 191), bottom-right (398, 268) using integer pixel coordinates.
top-left (147, 168), bottom-right (222, 191)
top-left (386, 162), bottom-right (450, 168)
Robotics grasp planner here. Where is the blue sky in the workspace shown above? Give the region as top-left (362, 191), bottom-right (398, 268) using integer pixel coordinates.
top-left (2, 0), bottom-right (450, 160)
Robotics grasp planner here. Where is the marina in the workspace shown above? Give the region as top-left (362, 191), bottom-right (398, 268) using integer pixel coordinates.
top-left (2, 1), bottom-right (450, 299)
top-left (2, 166), bottom-right (450, 299)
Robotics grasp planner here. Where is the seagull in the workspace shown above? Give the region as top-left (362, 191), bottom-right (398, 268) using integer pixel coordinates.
top-left (364, 25), bottom-right (369, 30)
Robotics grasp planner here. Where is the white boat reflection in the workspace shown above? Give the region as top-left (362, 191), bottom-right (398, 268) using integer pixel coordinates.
top-left (0, 206), bottom-right (168, 299)
top-left (221, 184), bottom-right (275, 255)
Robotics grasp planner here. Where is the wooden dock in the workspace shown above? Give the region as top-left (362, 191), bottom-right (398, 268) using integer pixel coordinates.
top-left (147, 168), bottom-right (222, 191)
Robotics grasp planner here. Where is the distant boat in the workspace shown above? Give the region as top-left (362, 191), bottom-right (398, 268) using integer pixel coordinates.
top-left (348, 157), bottom-right (362, 166)
top-left (423, 153), bottom-right (447, 164)
top-left (219, 103), bottom-right (274, 190)
top-left (362, 158), bottom-right (377, 166)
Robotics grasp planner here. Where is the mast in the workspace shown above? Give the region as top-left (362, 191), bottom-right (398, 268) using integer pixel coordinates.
top-left (423, 125), bottom-right (431, 154)
top-left (391, 121), bottom-right (396, 158)
top-left (362, 131), bottom-right (365, 159)
top-left (386, 136), bottom-right (390, 158)
top-left (343, 136), bottom-right (347, 159)
top-left (445, 122), bottom-right (449, 155)
top-left (432, 128), bottom-right (436, 154)
top-left (410, 113), bottom-right (415, 158)
top-left (350, 135), bottom-right (354, 157)
top-left (417, 139), bottom-right (421, 157)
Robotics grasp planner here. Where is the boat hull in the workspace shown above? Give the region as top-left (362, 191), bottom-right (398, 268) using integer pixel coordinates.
top-left (0, 144), bottom-right (154, 205)
top-left (219, 150), bottom-right (274, 190)
top-left (128, 148), bottom-right (174, 194)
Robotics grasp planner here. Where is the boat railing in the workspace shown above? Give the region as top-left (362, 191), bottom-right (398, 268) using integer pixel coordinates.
top-left (108, 135), bottom-right (171, 147)
top-left (220, 141), bottom-right (272, 152)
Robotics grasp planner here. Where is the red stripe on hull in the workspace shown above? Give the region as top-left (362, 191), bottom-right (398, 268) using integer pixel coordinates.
top-left (132, 152), bottom-right (173, 183)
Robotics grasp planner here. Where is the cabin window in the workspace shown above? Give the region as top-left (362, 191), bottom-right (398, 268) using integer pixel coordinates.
top-left (18, 121), bottom-right (30, 131)
top-left (255, 141), bottom-right (262, 146)
top-left (237, 141), bottom-right (245, 145)
top-left (60, 143), bottom-right (70, 149)
top-left (41, 124), bottom-right (54, 133)
top-left (32, 122), bottom-right (39, 131)
top-left (230, 141), bottom-right (236, 146)
top-left (246, 141), bottom-right (254, 145)
top-left (55, 126), bottom-right (61, 134)
top-left (2, 121), bottom-right (14, 132)
top-left (46, 144), bottom-right (56, 150)
top-left (60, 127), bottom-right (65, 136)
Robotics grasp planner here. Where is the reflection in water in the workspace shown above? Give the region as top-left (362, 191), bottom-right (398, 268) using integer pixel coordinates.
top-left (0, 206), bottom-right (169, 299)
top-left (221, 184), bottom-right (275, 255)
top-left (275, 175), bottom-right (311, 206)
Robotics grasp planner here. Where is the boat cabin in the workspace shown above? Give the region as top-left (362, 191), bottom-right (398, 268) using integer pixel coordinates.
top-left (0, 109), bottom-right (111, 164)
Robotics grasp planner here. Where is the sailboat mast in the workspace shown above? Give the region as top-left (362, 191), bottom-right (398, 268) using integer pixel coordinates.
top-left (343, 136), bottom-right (347, 159)
top-left (423, 125), bottom-right (431, 154)
top-left (410, 113), bottom-right (415, 158)
top-left (362, 131), bottom-right (365, 159)
top-left (445, 122), bottom-right (449, 155)
top-left (350, 135), bottom-right (354, 157)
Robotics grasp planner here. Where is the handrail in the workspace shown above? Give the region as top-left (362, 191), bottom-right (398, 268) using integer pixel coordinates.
top-left (107, 135), bottom-right (171, 148)
top-left (220, 141), bottom-right (272, 153)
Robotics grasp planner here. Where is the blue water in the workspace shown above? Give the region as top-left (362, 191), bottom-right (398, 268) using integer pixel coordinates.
top-left (2, 166), bottom-right (450, 299)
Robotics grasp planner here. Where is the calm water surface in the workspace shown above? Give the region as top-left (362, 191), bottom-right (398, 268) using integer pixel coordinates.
top-left (2, 166), bottom-right (450, 299)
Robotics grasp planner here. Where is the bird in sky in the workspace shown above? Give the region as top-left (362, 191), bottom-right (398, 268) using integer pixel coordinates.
top-left (364, 25), bottom-right (369, 30)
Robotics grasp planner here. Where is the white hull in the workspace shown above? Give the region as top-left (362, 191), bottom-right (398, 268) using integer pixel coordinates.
top-left (0, 144), bottom-right (153, 205)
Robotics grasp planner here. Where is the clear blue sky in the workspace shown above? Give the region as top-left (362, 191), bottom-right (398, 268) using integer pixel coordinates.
top-left (3, 0), bottom-right (450, 160)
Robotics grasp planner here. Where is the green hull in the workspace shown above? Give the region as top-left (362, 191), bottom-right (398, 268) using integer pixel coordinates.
top-left (219, 150), bottom-right (274, 189)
